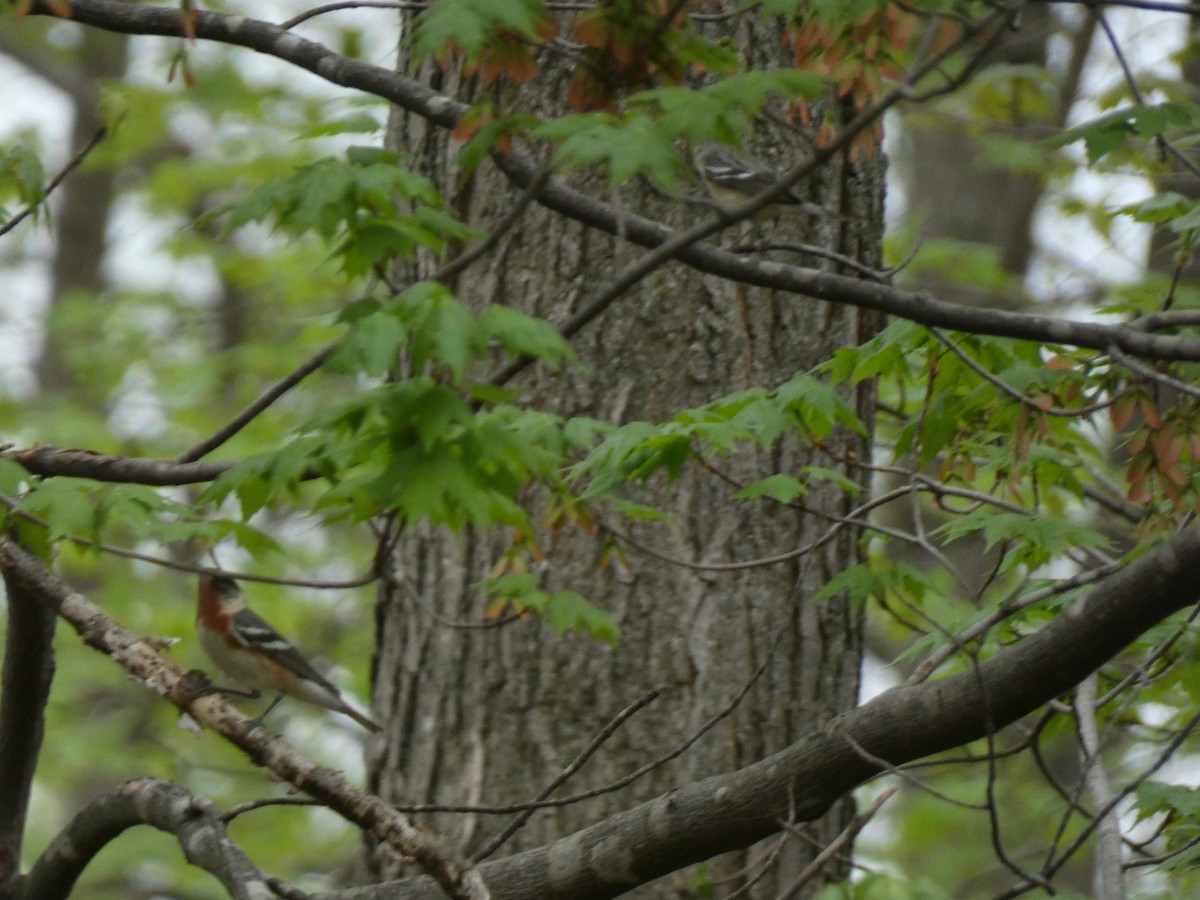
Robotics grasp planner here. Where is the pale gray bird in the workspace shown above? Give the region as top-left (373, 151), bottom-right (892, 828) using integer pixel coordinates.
top-left (692, 144), bottom-right (833, 220)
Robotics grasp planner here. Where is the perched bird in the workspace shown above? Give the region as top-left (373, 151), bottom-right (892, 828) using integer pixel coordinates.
top-left (196, 573), bottom-right (380, 732)
top-left (692, 143), bottom-right (833, 221)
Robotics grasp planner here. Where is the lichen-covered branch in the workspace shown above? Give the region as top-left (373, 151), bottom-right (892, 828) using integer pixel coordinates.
top-left (20, 778), bottom-right (275, 900)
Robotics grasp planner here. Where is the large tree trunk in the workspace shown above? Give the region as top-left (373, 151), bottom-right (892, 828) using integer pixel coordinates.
top-left (368, 7), bottom-right (884, 896)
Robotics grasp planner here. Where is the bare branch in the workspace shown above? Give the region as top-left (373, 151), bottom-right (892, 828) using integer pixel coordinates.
top-left (908, 563), bottom-right (1122, 684)
top-left (931, 328), bottom-right (1119, 417)
top-left (6, 446), bottom-right (233, 485)
top-left (398, 630), bottom-right (783, 819)
top-left (772, 786), bottom-right (898, 900)
top-left (20, 778), bottom-right (282, 900)
top-left (1108, 343), bottom-right (1200, 401)
top-left (280, 1), bottom-right (427, 29)
top-left (223, 796), bottom-right (321, 822)
top-left (432, 163), bottom-right (553, 286)
top-left (998, 704), bottom-right (1200, 898)
top-left (471, 688), bottom-right (663, 862)
top-left (0, 127), bottom-right (108, 238)
top-left (0, 554), bottom-right (56, 893)
top-left (175, 343), bottom-right (335, 463)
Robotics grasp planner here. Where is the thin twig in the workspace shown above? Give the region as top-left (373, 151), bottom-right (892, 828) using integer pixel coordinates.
top-left (434, 163), bottom-right (552, 284)
top-left (772, 787), bottom-right (898, 900)
top-left (973, 642), bottom-right (1055, 893)
top-left (1124, 829), bottom-right (1200, 869)
top-left (836, 727), bottom-right (988, 811)
top-left (908, 562), bottom-right (1121, 684)
top-left (222, 796), bottom-right (321, 822)
top-left (1094, 7), bottom-right (1200, 181)
top-left (281, 1), bottom-right (425, 29)
top-left (398, 632), bottom-right (781, 816)
top-left (471, 688), bottom-right (662, 862)
top-left (1096, 603), bottom-right (1200, 707)
top-left (1108, 343), bottom-right (1200, 401)
top-left (725, 239), bottom-right (892, 280)
top-left (931, 328), bottom-right (1119, 417)
top-left (997, 705), bottom-right (1200, 898)
top-left (175, 343), bottom-right (335, 463)
top-left (0, 126), bottom-right (107, 238)
top-left (0, 490), bottom-right (376, 588)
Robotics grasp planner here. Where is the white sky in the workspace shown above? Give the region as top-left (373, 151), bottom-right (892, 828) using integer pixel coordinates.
top-left (1030, 7), bottom-right (1186, 299)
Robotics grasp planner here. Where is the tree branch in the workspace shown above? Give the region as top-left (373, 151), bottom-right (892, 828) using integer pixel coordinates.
top-left (0, 548), bottom-right (56, 894)
top-left (20, 0), bottom-right (1200, 363)
top-left (19, 778), bottom-right (278, 900)
top-left (0, 539), bottom-right (489, 900)
top-left (1073, 674), bottom-right (1124, 900)
top-left (174, 343), bottom-right (335, 464)
top-left (0, 126), bottom-right (108, 238)
top-left (333, 527), bottom-right (1200, 900)
top-left (5, 446), bottom-right (233, 484)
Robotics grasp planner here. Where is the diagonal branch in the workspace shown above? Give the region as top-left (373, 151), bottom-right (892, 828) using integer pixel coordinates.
top-left (0, 126), bottom-right (108, 238)
top-left (174, 343), bottom-right (335, 463)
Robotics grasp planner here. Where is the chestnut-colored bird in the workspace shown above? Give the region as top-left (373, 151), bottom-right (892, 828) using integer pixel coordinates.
top-left (196, 574), bottom-right (379, 732)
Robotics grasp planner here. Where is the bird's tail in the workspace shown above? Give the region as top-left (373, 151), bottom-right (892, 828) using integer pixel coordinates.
top-left (339, 701), bottom-right (381, 733)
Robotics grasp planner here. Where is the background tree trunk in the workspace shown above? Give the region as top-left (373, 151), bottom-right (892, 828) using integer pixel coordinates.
top-left (895, 5), bottom-right (1072, 308)
top-left (32, 28), bottom-right (127, 395)
top-left (368, 6), bottom-right (883, 896)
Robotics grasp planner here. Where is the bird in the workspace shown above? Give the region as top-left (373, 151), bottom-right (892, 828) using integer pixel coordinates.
top-left (692, 143), bottom-right (834, 221)
top-left (195, 573), bottom-right (380, 733)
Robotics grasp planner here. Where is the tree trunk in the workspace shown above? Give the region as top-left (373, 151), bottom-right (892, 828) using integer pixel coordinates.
top-left (36, 28), bottom-right (128, 396)
top-left (369, 8), bottom-right (883, 896)
top-left (896, 5), bottom-right (1062, 309)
